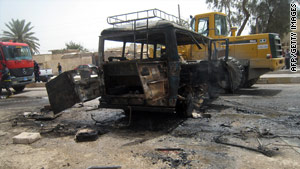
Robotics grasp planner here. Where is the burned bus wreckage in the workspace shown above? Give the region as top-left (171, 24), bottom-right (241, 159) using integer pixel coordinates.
top-left (46, 9), bottom-right (241, 117)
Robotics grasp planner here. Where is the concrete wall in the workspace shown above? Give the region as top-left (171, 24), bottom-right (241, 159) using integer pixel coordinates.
top-left (33, 52), bottom-right (96, 75)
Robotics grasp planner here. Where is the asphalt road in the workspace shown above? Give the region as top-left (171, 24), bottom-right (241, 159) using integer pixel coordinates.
top-left (0, 84), bottom-right (299, 169)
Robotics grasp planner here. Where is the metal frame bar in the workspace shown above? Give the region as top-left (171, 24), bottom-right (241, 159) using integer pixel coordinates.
top-left (107, 9), bottom-right (189, 28)
top-left (208, 38), bottom-right (229, 61)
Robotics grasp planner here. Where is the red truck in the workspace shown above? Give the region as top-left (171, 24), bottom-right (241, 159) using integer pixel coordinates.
top-left (0, 42), bottom-right (34, 92)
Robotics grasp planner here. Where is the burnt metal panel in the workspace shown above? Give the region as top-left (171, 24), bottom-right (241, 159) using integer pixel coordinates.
top-left (103, 61), bottom-right (142, 95)
top-left (167, 61), bottom-right (181, 107)
top-left (75, 77), bottom-right (103, 102)
top-left (46, 70), bottom-right (102, 114)
top-left (180, 61), bottom-right (209, 85)
top-left (137, 61), bottom-right (168, 103)
top-left (165, 29), bottom-right (181, 107)
top-left (46, 71), bottom-right (80, 114)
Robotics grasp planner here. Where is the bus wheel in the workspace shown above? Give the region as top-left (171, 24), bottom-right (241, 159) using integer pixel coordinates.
top-left (13, 86), bottom-right (25, 92)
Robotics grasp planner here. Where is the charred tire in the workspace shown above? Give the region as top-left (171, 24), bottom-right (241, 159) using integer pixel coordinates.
top-left (242, 77), bottom-right (259, 88)
top-left (224, 57), bottom-right (244, 92)
top-left (13, 86), bottom-right (25, 92)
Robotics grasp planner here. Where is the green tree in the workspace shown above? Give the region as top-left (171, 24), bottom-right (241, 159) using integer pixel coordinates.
top-left (205, 0), bottom-right (234, 27)
top-left (250, 0), bottom-right (290, 37)
top-left (206, 0), bottom-right (290, 37)
top-left (2, 19), bottom-right (40, 54)
top-left (206, 0), bottom-right (257, 36)
top-left (65, 41), bottom-right (88, 52)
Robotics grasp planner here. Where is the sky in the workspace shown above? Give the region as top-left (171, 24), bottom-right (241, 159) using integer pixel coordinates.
top-left (0, 0), bottom-right (219, 54)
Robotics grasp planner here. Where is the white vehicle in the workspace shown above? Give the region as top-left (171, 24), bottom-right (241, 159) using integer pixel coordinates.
top-left (39, 69), bottom-right (53, 82)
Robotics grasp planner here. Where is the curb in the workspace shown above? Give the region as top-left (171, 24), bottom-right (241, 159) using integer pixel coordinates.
top-left (26, 83), bottom-right (46, 88)
top-left (257, 77), bottom-right (300, 84)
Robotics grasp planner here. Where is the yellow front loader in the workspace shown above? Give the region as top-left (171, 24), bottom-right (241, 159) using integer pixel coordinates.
top-left (181, 12), bottom-right (285, 88)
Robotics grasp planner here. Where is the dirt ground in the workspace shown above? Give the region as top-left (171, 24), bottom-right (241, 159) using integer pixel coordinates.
top-left (0, 84), bottom-right (300, 169)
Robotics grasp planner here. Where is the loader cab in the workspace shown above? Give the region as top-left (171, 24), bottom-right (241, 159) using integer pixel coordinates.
top-left (192, 12), bottom-right (230, 38)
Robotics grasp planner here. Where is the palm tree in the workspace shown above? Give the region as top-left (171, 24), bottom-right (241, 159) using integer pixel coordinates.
top-left (2, 19), bottom-right (40, 54)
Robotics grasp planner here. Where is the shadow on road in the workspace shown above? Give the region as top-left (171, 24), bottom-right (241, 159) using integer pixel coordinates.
top-left (126, 111), bottom-right (185, 132)
top-left (36, 107), bottom-right (186, 141)
top-left (227, 88), bottom-right (282, 97)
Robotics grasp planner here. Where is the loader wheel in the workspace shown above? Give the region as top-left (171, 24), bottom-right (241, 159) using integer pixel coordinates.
top-left (242, 78), bottom-right (259, 88)
top-left (224, 57), bottom-right (244, 92)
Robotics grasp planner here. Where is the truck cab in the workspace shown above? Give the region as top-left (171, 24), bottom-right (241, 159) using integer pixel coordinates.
top-left (0, 42), bottom-right (34, 92)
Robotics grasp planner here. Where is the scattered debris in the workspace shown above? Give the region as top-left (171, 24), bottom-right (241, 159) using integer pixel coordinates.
top-left (122, 138), bottom-right (147, 147)
top-left (75, 128), bottom-right (98, 142)
top-left (235, 107), bottom-right (261, 114)
top-left (213, 135), bottom-right (275, 157)
top-left (256, 137), bottom-right (263, 147)
top-left (192, 112), bottom-right (202, 119)
top-left (280, 138), bottom-right (300, 155)
top-left (23, 105), bottom-right (61, 120)
top-left (23, 112), bottom-right (34, 117)
top-left (258, 129), bottom-right (300, 139)
top-left (143, 150), bottom-right (191, 168)
top-left (155, 148), bottom-right (184, 152)
top-left (62, 163), bottom-right (70, 167)
top-left (220, 123), bottom-right (232, 128)
top-left (40, 123), bottom-right (77, 136)
top-left (268, 143), bottom-right (300, 149)
top-left (23, 111), bottom-right (60, 120)
top-left (11, 119), bottom-right (17, 127)
top-left (192, 111), bottom-right (212, 119)
top-left (87, 166), bottom-right (121, 169)
top-left (13, 132), bottom-right (41, 144)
